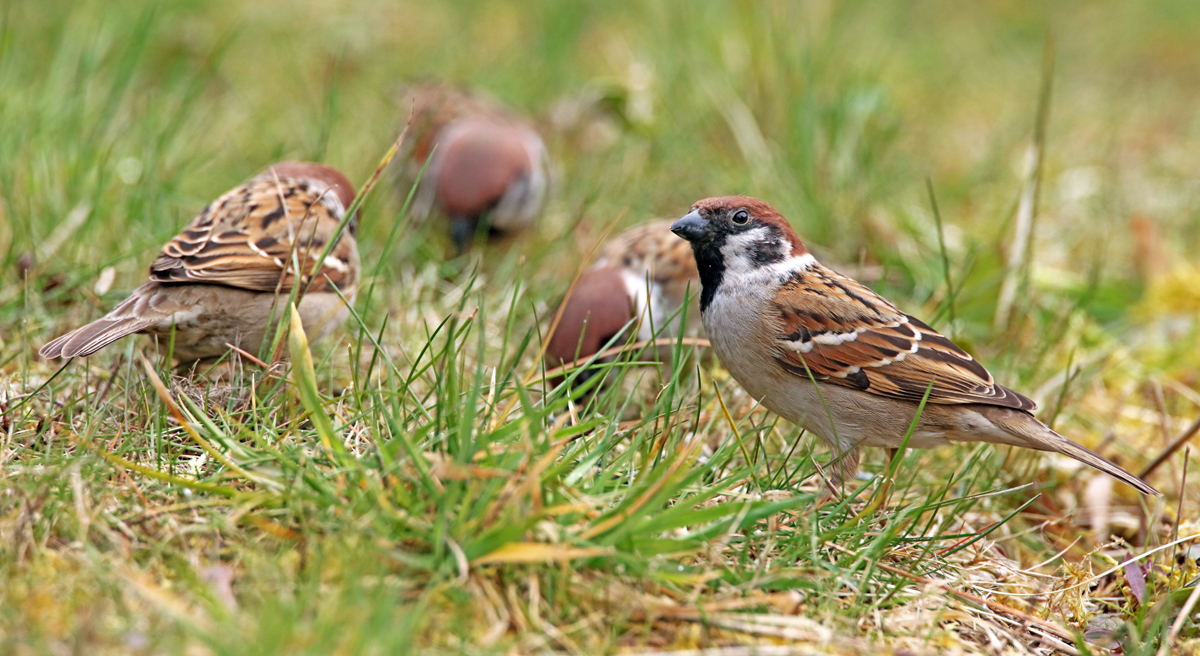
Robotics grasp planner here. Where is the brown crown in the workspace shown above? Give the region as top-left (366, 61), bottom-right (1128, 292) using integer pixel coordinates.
top-left (265, 162), bottom-right (356, 209)
top-left (690, 195), bottom-right (808, 256)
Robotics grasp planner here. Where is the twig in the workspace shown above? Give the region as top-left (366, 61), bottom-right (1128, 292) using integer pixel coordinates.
top-left (1173, 447), bottom-right (1189, 554)
top-left (995, 34), bottom-right (1055, 330)
top-left (926, 178), bottom-right (957, 332)
top-left (1140, 413), bottom-right (1200, 479)
top-left (224, 343), bottom-right (271, 370)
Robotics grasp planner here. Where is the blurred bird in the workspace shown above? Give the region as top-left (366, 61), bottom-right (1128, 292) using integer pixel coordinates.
top-left (546, 220), bottom-right (700, 378)
top-left (671, 196), bottom-right (1159, 496)
top-left (41, 162), bottom-right (359, 365)
top-left (398, 81), bottom-right (549, 253)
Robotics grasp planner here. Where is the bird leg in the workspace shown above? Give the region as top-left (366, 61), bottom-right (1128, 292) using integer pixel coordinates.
top-left (882, 446), bottom-right (899, 498)
top-left (812, 445), bottom-right (860, 505)
top-left (853, 447), bottom-right (900, 519)
top-left (885, 447), bottom-right (899, 474)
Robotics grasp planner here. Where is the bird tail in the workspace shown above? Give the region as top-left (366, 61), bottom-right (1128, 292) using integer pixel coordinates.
top-left (984, 408), bottom-right (1160, 496)
top-left (40, 286), bottom-right (164, 359)
top-left (1047, 437), bottom-right (1160, 496)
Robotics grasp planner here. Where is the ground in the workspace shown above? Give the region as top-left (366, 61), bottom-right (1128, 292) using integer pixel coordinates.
top-left (2, 1), bottom-right (1200, 654)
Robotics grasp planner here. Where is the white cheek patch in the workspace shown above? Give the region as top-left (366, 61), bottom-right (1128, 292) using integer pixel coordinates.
top-left (718, 229), bottom-right (817, 287)
top-left (719, 227), bottom-right (776, 274)
top-left (723, 227), bottom-right (774, 250)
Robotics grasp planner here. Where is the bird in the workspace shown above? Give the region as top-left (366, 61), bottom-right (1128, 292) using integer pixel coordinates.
top-left (545, 220), bottom-right (700, 378)
top-left (40, 162), bottom-right (360, 365)
top-left (669, 196), bottom-right (1159, 496)
top-left (399, 81), bottom-right (549, 253)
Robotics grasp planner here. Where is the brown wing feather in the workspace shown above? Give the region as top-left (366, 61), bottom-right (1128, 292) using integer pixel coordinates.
top-left (772, 264), bottom-right (1035, 411)
top-left (148, 172), bottom-right (357, 294)
top-left (595, 220), bottom-right (700, 310)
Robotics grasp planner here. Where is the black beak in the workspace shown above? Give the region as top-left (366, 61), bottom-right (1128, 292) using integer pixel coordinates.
top-left (670, 210), bottom-right (708, 243)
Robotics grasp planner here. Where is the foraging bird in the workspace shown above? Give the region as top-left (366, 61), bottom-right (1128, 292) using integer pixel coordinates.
top-left (670, 196), bottom-right (1159, 496)
top-left (546, 220), bottom-right (699, 373)
top-left (400, 81), bottom-right (549, 253)
top-left (40, 162), bottom-right (360, 364)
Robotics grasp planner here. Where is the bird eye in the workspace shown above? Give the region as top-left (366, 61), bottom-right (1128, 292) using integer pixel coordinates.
top-left (732, 210), bottom-right (750, 225)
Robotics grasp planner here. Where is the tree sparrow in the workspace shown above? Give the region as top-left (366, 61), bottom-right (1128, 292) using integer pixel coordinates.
top-left (670, 196), bottom-right (1159, 496)
top-left (400, 81), bottom-right (549, 253)
top-left (546, 220), bottom-right (700, 374)
top-left (40, 162), bottom-right (359, 364)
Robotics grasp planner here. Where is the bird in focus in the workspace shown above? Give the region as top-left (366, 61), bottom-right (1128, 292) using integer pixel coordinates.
top-left (40, 162), bottom-right (360, 366)
top-left (398, 80), bottom-right (549, 254)
top-left (545, 220), bottom-right (700, 379)
top-left (670, 196), bottom-right (1159, 496)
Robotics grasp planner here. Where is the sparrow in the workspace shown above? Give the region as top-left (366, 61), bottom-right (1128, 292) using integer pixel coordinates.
top-left (670, 196), bottom-right (1159, 496)
top-left (399, 81), bottom-right (549, 253)
top-left (546, 220), bottom-right (700, 375)
top-left (40, 162), bottom-right (360, 364)
top-left (398, 81), bottom-right (513, 166)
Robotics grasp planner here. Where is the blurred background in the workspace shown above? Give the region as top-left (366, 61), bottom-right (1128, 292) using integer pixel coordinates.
top-left (5, 0), bottom-right (1200, 323)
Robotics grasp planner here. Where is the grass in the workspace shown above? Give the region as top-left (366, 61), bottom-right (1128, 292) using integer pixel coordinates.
top-left (3, 0), bottom-right (1200, 653)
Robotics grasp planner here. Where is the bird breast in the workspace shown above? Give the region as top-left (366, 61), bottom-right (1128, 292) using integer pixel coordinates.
top-left (702, 279), bottom-right (785, 401)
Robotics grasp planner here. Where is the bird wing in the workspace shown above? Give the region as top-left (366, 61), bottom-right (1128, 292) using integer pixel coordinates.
top-left (148, 172), bottom-right (357, 294)
top-left (770, 265), bottom-right (1035, 411)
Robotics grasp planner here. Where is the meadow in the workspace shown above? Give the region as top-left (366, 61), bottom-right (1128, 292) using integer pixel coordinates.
top-left (3, 1), bottom-right (1200, 653)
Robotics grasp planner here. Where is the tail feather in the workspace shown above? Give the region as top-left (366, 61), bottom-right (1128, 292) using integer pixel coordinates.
top-left (40, 284), bottom-right (167, 359)
top-left (983, 408), bottom-right (1160, 496)
top-left (40, 316), bottom-right (157, 358)
top-left (1042, 436), bottom-right (1160, 496)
